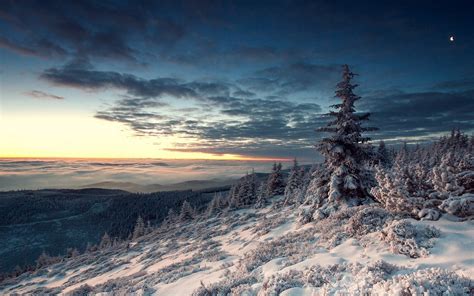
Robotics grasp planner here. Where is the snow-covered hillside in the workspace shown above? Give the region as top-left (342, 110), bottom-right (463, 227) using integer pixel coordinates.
top-left (2, 64), bottom-right (473, 296)
top-left (1, 196), bottom-right (472, 295)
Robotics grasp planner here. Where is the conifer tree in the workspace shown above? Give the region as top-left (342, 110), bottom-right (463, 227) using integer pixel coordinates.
top-left (36, 251), bottom-right (52, 268)
top-left (66, 247), bottom-right (80, 258)
top-left (179, 200), bottom-right (195, 221)
top-left (132, 215), bottom-right (145, 240)
top-left (255, 181), bottom-right (267, 208)
top-left (284, 158), bottom-right (303, 205)
top-left (377, 140), bottom-right (390, 167)
top-left (227, 183), bottom-right (240, 209)
top-left (164, 208), bottom-right (177, 226)
top-left (207, 193), bottom-right (227, 217)
top-left (266, 162), bottom-right (285, 197)
top-left (315, 65), bottom-right (377, 203)
top-left (238, 171), bottom-right (258, 206)
top-left (99, 232), bottom-right (112, 249)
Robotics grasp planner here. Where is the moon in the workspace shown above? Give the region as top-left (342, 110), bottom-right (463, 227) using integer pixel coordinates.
top-left (449, 36), bottom-right (455, 42)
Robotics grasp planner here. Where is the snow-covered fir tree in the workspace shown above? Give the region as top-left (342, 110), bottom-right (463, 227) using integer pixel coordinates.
top-left (66, 248), bottom-right (80, 258)
top-left (99, 232), bottom-right (112, 249)
top-left (206, 192), bottom-right (227, 217)
top-left (305, 65), bottom-right (377, 212)
top-left (163, 208), bottom-right (177, 226)
top-left (266, 163), bottom-right (285, 197)
top-left (377, 140), bottom-right (391, 167)
top-left (179, 200), bottom-right (195, 222)
top-left (227, 183), bottom-right (240, 209)
top-left (430, 151), bottom-right (465, 199)
top-left (35, 251), bottom-right (51, 269)
top-left (35, 251), bottom-right (60, 269)
top-left (229, 171), bottom-right (258, 208)
top-left (132, 215), bottom-right (145, 240)
top-left (255, 181), bottom-right (268, 208)
top-left (238, 172), bottom-right (258, 206)
top-left (284, 159), bottom-right (304, 205)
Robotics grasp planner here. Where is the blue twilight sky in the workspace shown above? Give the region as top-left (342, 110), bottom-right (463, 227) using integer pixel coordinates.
top-left (1, 0), bottom-right (473, 160)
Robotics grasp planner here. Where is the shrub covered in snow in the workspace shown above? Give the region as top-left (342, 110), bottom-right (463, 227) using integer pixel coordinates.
top-left (192, 271), bottom-right (258, 296)
top-left (313, 205), bottom-right (391, 248)
top-left (259, 269), bottom-right (304, 296)
top-left (438, 193), bottom-right (474, 218)
top-left (345, 205), bottom-right (392, 237)
top-left (251, 214), bottom-right (287, 236)
top-left (237, 228), bottom-right (316, 273)
top-left (380, 220), bottom-right (440, 258)
top-left (259, 261), bottom-right (472, 295)
top-left (373, 267), bottom-right (473, 295)
top-left (259, 261), bottom-right (395, 295)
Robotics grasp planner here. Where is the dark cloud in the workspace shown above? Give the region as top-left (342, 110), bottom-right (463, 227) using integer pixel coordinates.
top-left (431, 78), bottom-right (474, 91)
top-left (0, 36), bottom-right (67, 58)
top-left (239, 63), bottom-right (340, 95)
top-left (168, 45), bottom-right (314, 68)
top-left (40, 62), bottom-right (199, 99)
top-left (24, 90), bottom-right (64, 100)
top-left (233, 89), bottom-right (256, 97)
top-left (0, 0), bottom-right (186, 63)
top-left (361, 89), bottom-right (474, 142)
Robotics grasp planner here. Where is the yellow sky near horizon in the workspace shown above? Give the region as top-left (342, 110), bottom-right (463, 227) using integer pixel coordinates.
top-left (0, 113), bottom-right (288, 161)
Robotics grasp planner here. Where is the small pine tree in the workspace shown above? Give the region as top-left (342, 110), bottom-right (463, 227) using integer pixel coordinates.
top-left (179, 200), bottom-right (195, 221)
top-left (66, 248), bottom-right (80, 258)
top-left (293, 167), bottom-right (310, 205)
top-left (255, 182), bottom-right (267, 208)
top-left (284, 158), bottom-right (303, 205)
top-left (13, 265), bottom-right (23, 276)
top-left (35, 251), bottom-right (60, 268)
top-left (266, 163), bottom-right (285, 197)
top-left (145, 220), bottom-right (153, 234)
top-left (206, 193), bottom-right (222, 217)
top-left (132, 215), bottom-right (145, 240)
top-left (163, 208), bottom-right (177, 226)
top-left (377, 140), bottom-right (391, 167)
top-left (36, 251), bottom-right (52, 268)
top-left (99, 232), bottom-right (112, 249)
top-left (238, 172), bottom-right (258, 206)
top-left (227, 183), bottom-right (240, 209)
top-left (228, 172), bottom-right (258, 209)
top-left (430, 152), bottom-right (464, 199)
top-left (86, 242), bottom-right (98, 253)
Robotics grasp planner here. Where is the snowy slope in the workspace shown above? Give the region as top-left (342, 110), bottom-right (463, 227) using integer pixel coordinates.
top-left (1, 196), bottom-right (473, 295)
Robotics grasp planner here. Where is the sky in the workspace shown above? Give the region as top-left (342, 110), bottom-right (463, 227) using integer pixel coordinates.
top-left (1, 0), bottom-right (474, 161)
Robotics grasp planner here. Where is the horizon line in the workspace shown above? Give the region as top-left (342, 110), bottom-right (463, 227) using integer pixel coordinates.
top-left (0, 155), bottom-right (295, 162)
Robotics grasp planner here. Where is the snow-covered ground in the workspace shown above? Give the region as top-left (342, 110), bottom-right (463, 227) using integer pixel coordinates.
top-left (1, 197), bottom-right (473, 295)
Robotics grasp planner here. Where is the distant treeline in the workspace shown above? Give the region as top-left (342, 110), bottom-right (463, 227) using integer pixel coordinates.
top-left (0, 186), bottom-right (228, 273)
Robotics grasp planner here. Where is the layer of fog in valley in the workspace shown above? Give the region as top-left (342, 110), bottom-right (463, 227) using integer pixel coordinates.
top-left (0, 158), bottom-right (293, 192)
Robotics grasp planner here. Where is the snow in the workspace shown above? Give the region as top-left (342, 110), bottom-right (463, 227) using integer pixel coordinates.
top-left (280, 287), bottom-right (317, 296)
top-left (1, 199), bottom-right (472, 295)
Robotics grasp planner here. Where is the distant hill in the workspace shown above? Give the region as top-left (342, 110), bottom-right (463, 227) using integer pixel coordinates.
top-left (77, 178), bottom-right (239, 193)
top-left (76, 167), bottom-right (311, 193)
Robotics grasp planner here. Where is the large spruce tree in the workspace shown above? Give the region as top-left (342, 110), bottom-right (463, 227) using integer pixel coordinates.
top-left (316, 64), bottom-right (377, 203)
